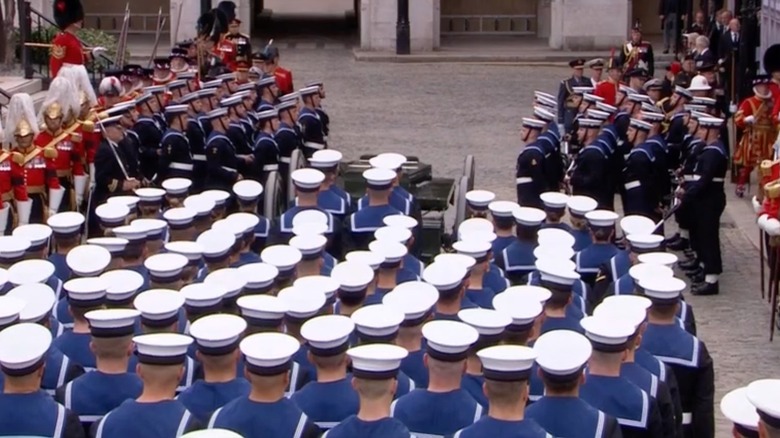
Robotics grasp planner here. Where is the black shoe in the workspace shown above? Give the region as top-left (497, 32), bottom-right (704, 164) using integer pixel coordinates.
top-left (678, 259), bottom-right (699, 270)
top-left (668, 238), bottom-right (690, 251)
top-left (683, 249), bottom-right (696, 258)
top-left (687, 270), bottom-right (705, 283)
top-left (665, 234), bottom-right (681, 245)
top-left (691, 281), bottom-right (719, 296)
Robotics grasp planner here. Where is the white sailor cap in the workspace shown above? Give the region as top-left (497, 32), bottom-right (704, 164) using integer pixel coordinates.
top-left (261, 245), bottom-right (302, 276)
top-left (637, 252), bottom-right (679, 267)
top-left (163, 208), bottom-right (197, 229)
top-left (220, 95), bottom-right (243, 108)
top-left (189, 314), bottom-right (247, 355)
top-left (0, 295), bottom-right (24, 328)
top-left (111, 225), bottom-right (148, 243)
top-left (533, 106), bottom-right (556, 122)
top-left (488, 200), bottom-right (520, 218)
top-left (131, 218), bottom-right (168, 240)
top-left (135, 187), bottom-right (166, 204)
top-left (199, 82), bottom-right (220, 92)
top-left (343, 251), bottom-right (383, 271)
top-left (143, 84), bottom-right (167, 93)
top-left (12, 224), bottom-right (51, 251)
top-left (300, 85), bottom-right (320, 96)
top-left (458, 218), bottom-right (495, 238)
top-left (458, 229), bottom-right (497, 245)
top-left (278, 91), bottom-right (300, 102)
top-left (63, 277), bottom-right (108, 307)
top-left (422, 320), bottom-right (479, 361)
top-left (580, 315), bottom-right (635, 351)
top-left (513, 207), bottom-right (546, 226)
top-left (237, 262), bottom-right (279, 291)
top-left (292, 209), bottom-right (330, 229)
top-left (434, 253), bottom-right (476, 272)
top-left (465, 190), bottom-right (496, 209)
top-left (423, 262), bottom-right (467, 293)
top-left (216, 72), bottom-right (236, 83)
top-left (351, 304), bottom-right (404, 342)
top-left (593, 299), bottom-right (648, 333)
top-left (290, 234), bottom-right (328, 260)
top-left (85, 308), bottom-right (140, 338)
top-left (237, 295), bottom-right (288, 327)
top-left (183, 195), bottom-right (216, 217)
top-left (201, 190), bottom-right (231, 206)
top-left (144, 253), bottom-right (188, 284)
top-left (99, 115), bottom-right (123, 127)
top-left (181, 283), bottom-right (226, 315)
top-left (309, 149), bottom-right (343, 168)
top-left (134, 289), bottom-right (185, 327)
top-left (362, 168), bottom-right (396, 189)
top-left (291, 168), bottom-right (325, 191)
top-left (626, 93), bottom-right (652, 104)
top-left (106, 196), bottom-right (139, 210)
top-left (601, 294), bottom-right (652, 312)
top-left (278, 287), bottom-right (327, 321)
top-left (534, 90), bottom-right (556, 100)
top-left (100, 269), bottom-right (145, 304)
top-left (747, 379), bottom-right (780, 430)
top-left (301, 315), bottom-right (355, 356)
top-left (212, 219), bottom-right (244, 240)
top-left (233, 179), bottom-right (264, 201)
top-left (292, 222), bottom-right (329, 238)
top-left (585, 210), bottom-right (619, 227)
top-left (573, 86), bottom-right (594, 94)
top-left (536, 95), bottom-right (558, 108)
top-left (522, 117), bottom-right (547, 129)
top-left (642, 111), bottom-right (666, 123)
top-left (6, 283), bottom-right (55, 323)
top-left (0, 323), bottom-right (52, 375)
top-left (133, 333), bottom-right (193, 365)
top-left (368, 240), bottom-right (407, 264)
top-left (698, 116), bottom-right (725, 128)
top-left (721, 387), bottom-right (760, 435)
top-left (620, 215), bottom-right (656, 236)
top-left (626, 233), bottom-right (664, 250)
top-left (498, 285), bottom-right (552, 306)
top-left (479, 345), bottom-right (537, 381)
top-left (196, 230), bottom-right (236, 262)
top-left (66, 245), bottom-right (111, 277)
top-left (595, 101), bottom-right (618, 114)
top-left (629, 118), bottom-right (652, 131)
top-left (348, 343), bottom-right (408, 380)
top-left (641, 101), bottom-right (663, 113)
top-left (87, 237), bottom-right (128, 255)
top-left (374, 226), bottom-right (412, 244)
top-left (533, 330), bottom-right (592, 378)
top-left (637, 277), bottom-right (686, 303)
top-left (628, 263), bottom-right (674, 283)
top-left (586, 109), bottom-right (611, 121)
top-left (294, 275), bottom-right (340, 304)
top-left (452, 239), bottom-right (491, 262)
top-left (536, 259), bottom-right (580, 287)
top-left (369, 153), bottom-right (407, 171)
top-left (537, 228), bottom-right (576, 248)
top-left (47, 212), bottom-right (85, 237)
top-left (331, 261), bottom-right (375, 292)
top-left (382, 282), bottom-right (439, 324)
top-left (492, 290), bottom-right (544, 331)
top-left (164, 241), bottom-right (204, 265)
top-left (540, 192), bottom-right (569, 210)
top-left (578, 118), bottom-right (603, 128)
top-left (583, 93), bottom-right (605, 104)
top-left (95, 202), bottom-right (130, 227)
top-left (181, 430), bottom-right (243, 438)
top-left (256, 109), bottom-right (279, 121)
top-left (275, 100), bottom-right (297, 112)
top-left (533, 246), bottom-right (575, 263)
top-left (7, 259), bottom-right (55, 286)
top-left (205, 268), bottom-right (247, 299)
top-left (458, 308), bottom-right (512, 339)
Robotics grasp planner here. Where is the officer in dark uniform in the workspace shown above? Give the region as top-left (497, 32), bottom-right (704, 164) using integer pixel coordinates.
top-left (133, 92), bottom-right (164, 182)
top-left (298, 85), bottom-right (327, 158)
top-left (533, 106), bottom-right (565, 192)
top-left (253, 109), bottom-right (281, 185)
top-left (345, 169), bottom-right (402, 252)
top-left (275, 100), bottom-right (301, 186)
top-left (493, 207), bottom-right (545, 284)
top-left (558, 59), bottom-right (592, 134)
top-left (515, 118), bottom-right (549, 209)
top-left (55, 309), bottom-right (143, 434)
top-left (182, 91), bottom-right (208, 192)
top-left (679, 116), bottom-right (728, 295)
top-left (570, 118), bottom-right (611, 209)
top-left (619, 25), bottom-right (655, 78)
top-left (0, 323), bottom-right (84, 438)
top-left (640, 276), bottom-right (715, 438)
top-left (156, 104), bottom-right (193, 184)
top-left (204, 107), bottom-right (242, 194)
top-left (622, 118), bottom-right (658, 218)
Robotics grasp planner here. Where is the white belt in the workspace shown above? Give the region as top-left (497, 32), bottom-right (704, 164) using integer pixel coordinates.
top-left (221, 166), bottom-right (237, 173)
top-left (192, 154), bottom-right (207, 161)
top-left (624, 181), bottom-right (641, 190)
top-left (79, 415), bottom-right (103, 422)
top-left (683, 174), bottom-right (695, 181)
top-left (170, 162), bottom-right (194, 171)
top-left (263, 164), bottom-right (279, 171)
top-left (279, 156), bottom-right (292, 163)
top-left (682, 412), bottom-right (692, 425)
top-left (712, 177), bottom-right (725, 182)
top-left (304, 141), bottom-right (325, 150)
top-left (315, 421), bottom-right (338, 429)
top-left (516, 177), bottom-right (533, 184)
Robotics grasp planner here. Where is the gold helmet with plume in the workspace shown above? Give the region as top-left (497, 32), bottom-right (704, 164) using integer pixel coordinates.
top-left (4, 93), bottom-right (40, 147)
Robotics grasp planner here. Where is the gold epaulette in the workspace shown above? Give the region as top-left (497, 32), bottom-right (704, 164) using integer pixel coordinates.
top-left (11, 152), bottom-right (23, 165)
top-left (43, 147), bottom-right (58, 159)
top-left (81, 120), bottom-right (95, 133)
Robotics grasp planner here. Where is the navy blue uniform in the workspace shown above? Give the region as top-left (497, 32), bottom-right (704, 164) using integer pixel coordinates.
top-left (49, 252), bottom-right (71, 288)
top-left (274, 122), bottom-right (301, 184)
top-left (622, 362), bottom-right (678, 438)
top-left (557, 76), bottom-right (593, 133)
top-left (43, 346), bottom-right (84, 396)
top-left (92, 399), bottom-right (200, 438)
top-left (460, 374), bottom-right (487, 408)
top-left (580, 374), bottom-right (664, 437)
top-left (291, 378), bottom-right (359, 430)
top-left (186, 116), bottom-right (208, 191)
top-left (54, 330), bottom-right (95, 370)
top-left (571, 228), bottom-right (592, 251)
top-left (208, 397), bottom-right (321, 437)
top-left (358, 191), bottom-right (412, 216)
top-left (226, 122), bottom-right (251, 156)
top-left (297, 107), bottom-right (327, 158)
top-left (622, 143), bottom-right (658, 218)
top-left (134, 116), bottom-right (163, 180)
top-left (494, 240), bottom-right (536, 285)
top-left (391, 389), bottom-right (483, 437)
top-left (325, 416), bottom-right (412, 438)
top-left (157, 129), bottom-right (193, 183)
top-left (0, 390), bottom-right (84, 437)
top-left (492, 235), bottom-right (516, 256)
top-left (454, 417), bottom-right (551, 438)
top-left (465, 287), bottom-right (496, 309)
top-left (205, 132), bottom-right (240, 193)
top-left (346, 205), bottom-right (402, 252)
top-left (274, 205), bottom-right (342, 258)
top-left (178, 379), bottom-right (251, 423)
top-left (253, 132), bottom-right (280, 182)
top-left (400, 349), bottom-right (427, 389)
top-left (575, 243), bottom-right (619, 286)
top-left (516, 144), bottom-right (547, 209)
top-left (571, 143), bottom-right (612, 210)
top-left (56, 371), bottom-right (142, 432)
top-left (526, 396), bottom-right (623, 438)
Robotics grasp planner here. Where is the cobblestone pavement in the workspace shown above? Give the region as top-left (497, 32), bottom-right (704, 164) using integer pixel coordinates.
top-left (283, 48), bottom-right (780, 434)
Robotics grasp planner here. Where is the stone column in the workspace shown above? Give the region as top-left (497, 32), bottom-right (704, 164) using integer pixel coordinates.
top-left (170, 0), bottom-right (251, 46)
top-left (549, 0), bottom-right (630, 50)
top-left (360, 0), bottom-right (440, 51)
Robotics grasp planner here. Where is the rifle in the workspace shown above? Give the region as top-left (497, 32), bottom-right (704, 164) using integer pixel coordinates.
top-left (114, 3), bottom-right (131, 68)
top-left (761, 228), bottom-right (766, 299)
top-left (147, 7), bottom-right (167, 68)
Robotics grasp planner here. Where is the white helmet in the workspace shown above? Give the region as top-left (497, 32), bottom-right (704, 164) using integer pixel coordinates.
top-left (99, 76), bottom-right (123, 97)
top-left (687, 75), bottom-right (712, 92)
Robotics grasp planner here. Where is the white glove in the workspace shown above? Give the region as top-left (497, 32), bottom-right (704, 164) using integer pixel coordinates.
top-left (729, 103), bottom-right (737, 114)
top-left (557, 124), bottom-right (565, 135)
top-left (753, 196), bottom-right (762, 214)
top-left (745, 115), bottom-right (755, 124)
top-left (91, 46), bottom-right (107, 58)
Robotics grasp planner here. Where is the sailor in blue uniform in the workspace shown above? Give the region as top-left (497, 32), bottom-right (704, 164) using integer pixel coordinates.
top-left (8, 258), bottom-right (65, 326)
top-left (457, 308), bottom-right (512, 409)
top-left (144, 252), bottom-right (189, 292)
top-left (463, 189), bottom-right (495, 221)
top-left (255, 76), bottom-right (278, 112)
top-left (494, 207), bottom-right (545, 284)
top-left (261, 243), bottom-right (302, 292)
top-left (374, 225), bottom-right (424, 281)
top-left (453, 345), bottom-right (551, 437)
top-left (178, 314), bottom-right (250, 423)
top-left (294, 275), bottom-right (339, 312)
top-left (368, 240), bottom-right (418, 298)
top-left (639, 276), bottom-right (715, 438)
top-left (206, 332), bottom-right (321, 437)
top-left (204, 107), bottom-right (242, 194)
top-left (330, 261), bottom-right (374, 319)
top-left (274, 99), bottom-right (302, 189)
top-left (53, 274), bottom-right (110, 371)
top-left (310, 149), bottom-right (352, 218)
top-left (221, 213), bottom-right (261, 267)
top-left (183, 194), bottom-right (217, 237)
top-left (232, 179), bottom-right (271, 254)
top-left (719, 385), bottom-right (761, 438)
top-left (325, 343), bottom-right (412, 438)
top-left (622, 118), bottom-right (659, 218)
top-left (0, 323), bottom-right (84, 437)
top-left (346, 168), bottom-right (402, 252)
top-left (390, 320), bottom-right (483, 436)
top-left (579, 315), bottom-right (664, 437)
top-left (423, 262), bottom-right (473, 321)
top-left (163, 202), bottom-right (198, 243)
top-left (164, 241), bottom-right (204, 286)
top-left (291, 314), bottom-right (359, 430)
top-left (745, 380), bottom-right (780, 438)
top-left (47, 212), bottom-right (87, 285)
top-left (607, 234), bottom-right (666, 295)
top-left (286, 232), bottom-right (326, 278)
top-left (87, 236), bottom-right (130, 273)
top-left (180, 91), bottom-right (207, 192)
top-left (195, 230), bottom-right (237, 283)
top-left (94, 201), bottom-right (131, 239)
top-left (356, 157), bottom-right (414, 217)
top-left (55, 308), bottom-right (143, 433)
top-left (535, 261), bottom-right (586, 334)
top-left (381, 215), bottom-right (424, 271)
top-left (297, 85), bottom-right (327, 158)
top-left (526, 330), bottom-right (623, 438)
top-left (566, 195), bottom-right (598, 251)
top-left (92, 332), bottom-right (201, 437)
top-left (252, 109), bottom-right (281, 184)
top-left (539, 191), bottom-right (573, 233)
top-left (574, 210), bottom-right (620, 286)
top-left (111, 225), bottom-right (151, 292)
top-left (457, 230), bottom-right (509, 295)
top-left (487, 201), bottom-right (519, 255)
top-left (381, 282), bottom-right (439, 389)
top-left (515, 117), bottom-right (550, 209)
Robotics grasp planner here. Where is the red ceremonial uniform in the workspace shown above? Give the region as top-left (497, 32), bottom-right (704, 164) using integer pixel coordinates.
top-left (273, 67), bottom-right (294, 96)
top-left (14, 147), bottom-right (60, 202)
top-left (34, 129), bottom-right (85, 180)
top-left (770, 80), bottom-right (780, 122)
top-left (217, 37), bottom-right (238, 72)
top-left (49, 31), bottom-right (86, 78)
top-left (593, 79), bottom-right (620, 107)
top-left (0, 151), bottom-right (26, 204)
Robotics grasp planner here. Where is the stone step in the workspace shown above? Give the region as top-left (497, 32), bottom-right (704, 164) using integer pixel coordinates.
top-left (0, 77), bottom-right (43, 96)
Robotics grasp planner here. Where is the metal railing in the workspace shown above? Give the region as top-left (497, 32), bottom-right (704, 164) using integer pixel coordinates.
top-left (440, 14), bottom-right (537, 35)
top-left (85, 13), bottom-right (169, 34)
